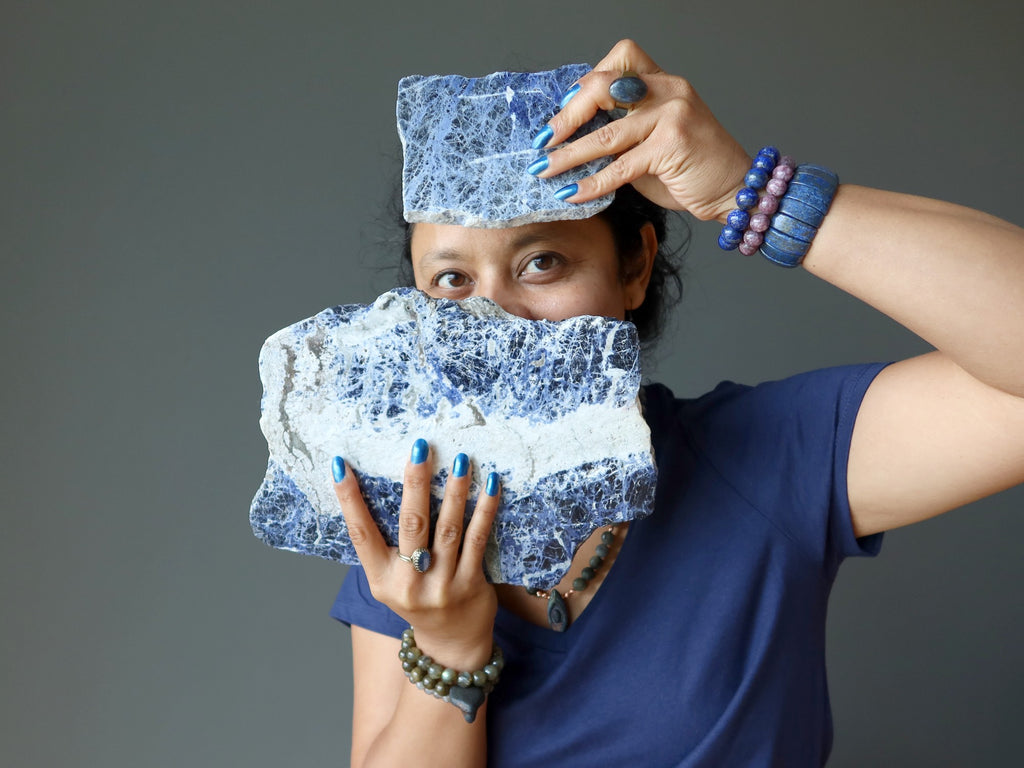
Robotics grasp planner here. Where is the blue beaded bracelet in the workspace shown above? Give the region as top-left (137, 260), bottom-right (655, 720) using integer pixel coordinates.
top-left (759, 164), bottom-right (839, 268)
top-left (718, 146), bottom-right (780, 251)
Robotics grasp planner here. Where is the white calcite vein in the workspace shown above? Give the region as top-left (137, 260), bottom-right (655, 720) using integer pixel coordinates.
top-left (250, 288), bottom-right (657, 589)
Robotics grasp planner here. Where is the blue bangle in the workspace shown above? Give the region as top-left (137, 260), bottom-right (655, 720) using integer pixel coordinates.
top-left (758, 164), bottom-right (838, 267)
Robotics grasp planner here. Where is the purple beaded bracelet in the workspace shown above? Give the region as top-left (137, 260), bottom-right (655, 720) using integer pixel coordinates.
top-left (738, 156), bottom-right (796, 256)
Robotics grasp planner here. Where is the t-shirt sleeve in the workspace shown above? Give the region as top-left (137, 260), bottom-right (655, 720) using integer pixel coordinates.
top-left (330, 564), bottom-right (408, 639)
top-left (667, 362), bottom-right (888, 579)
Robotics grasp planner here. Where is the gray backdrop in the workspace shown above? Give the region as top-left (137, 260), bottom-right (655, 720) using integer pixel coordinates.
top-left (3, 1), bottom-right (1022, 765)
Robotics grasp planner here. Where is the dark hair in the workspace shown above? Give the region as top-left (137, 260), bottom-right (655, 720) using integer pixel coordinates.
top-left (395, 185), bottom-right (688, 346)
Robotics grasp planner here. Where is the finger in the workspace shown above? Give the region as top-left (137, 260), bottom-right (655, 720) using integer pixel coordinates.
top-left (431, 452), bottom-right (471, 578)
top-left (456, 471), bottom-right (501, 582)
top-left (535, 109), bottom-right (655, 180)
top-left (591, 38), bottom-right (664, 77)
top-left (331, 456), bottom-right (390, 580)
top-left (539, 71), bottom-right (665, 153)
top-left (397, 438), bottom-right (434, 562)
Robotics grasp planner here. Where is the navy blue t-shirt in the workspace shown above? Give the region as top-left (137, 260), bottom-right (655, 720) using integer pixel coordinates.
top-left (331, 363), bottom-right (887, 766)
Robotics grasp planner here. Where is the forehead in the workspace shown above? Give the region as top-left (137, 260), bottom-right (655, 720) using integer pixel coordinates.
top-left (410, 218), bottom-right (615, 261)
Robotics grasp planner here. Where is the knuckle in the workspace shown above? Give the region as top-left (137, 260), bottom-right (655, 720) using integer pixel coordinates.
top-left (463, 528), bottom-right (491, 552)
top-left (399, 513), bottom-right (429, 537)
top-left (345, 522), bottom-right (372, 546)
top-left (592, 124), bottom-right (619, 151)
top-left (402, 473), bottom-right (430, 494)
top-left (433, 521), bottom-right (462, 547)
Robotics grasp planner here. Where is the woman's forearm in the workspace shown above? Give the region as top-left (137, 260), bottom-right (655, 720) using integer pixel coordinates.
top-left (803, 184), bottom-right (1024, 396)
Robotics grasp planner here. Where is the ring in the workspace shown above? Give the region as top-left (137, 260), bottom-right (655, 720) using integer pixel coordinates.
top-left (397, 547), bottom-right (432, 573)
top-left (609, 70), bottom-right (648, 110)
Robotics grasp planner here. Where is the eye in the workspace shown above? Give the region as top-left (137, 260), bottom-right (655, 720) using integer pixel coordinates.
top-left (521, 253), bottom-right (560, 275)
top-left (433, 271), bottom-right (469, 290)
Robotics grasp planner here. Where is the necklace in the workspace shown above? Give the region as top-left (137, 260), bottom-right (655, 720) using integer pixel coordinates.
top-left (525, 526), bottom-right (618, 632)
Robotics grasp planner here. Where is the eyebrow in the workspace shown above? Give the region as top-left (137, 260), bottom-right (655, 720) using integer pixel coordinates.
top-left (419, 232), bottom-right (561, 265)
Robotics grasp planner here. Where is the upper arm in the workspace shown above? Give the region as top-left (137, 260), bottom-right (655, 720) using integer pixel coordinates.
top-left (848, 351), bottom-right (1024, 537)
top-left (349, 626), bottom-right (406, 768)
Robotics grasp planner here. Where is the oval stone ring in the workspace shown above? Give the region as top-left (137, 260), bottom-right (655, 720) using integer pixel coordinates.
top-left (397, 547), bottom-right (432, 573)
top-left (609, 70), bottom-right (648, 110)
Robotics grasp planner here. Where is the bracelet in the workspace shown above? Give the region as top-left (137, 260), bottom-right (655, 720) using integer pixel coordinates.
top-left (718, 146), bottom-right (781, 251)
top-left (398, 626), bottom-right (504, 724)
top-left (759, 164), bottom-right (839, 267)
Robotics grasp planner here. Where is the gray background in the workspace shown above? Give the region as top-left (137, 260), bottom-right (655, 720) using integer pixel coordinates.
top-left (3, 1), bottom-right (1021, 765)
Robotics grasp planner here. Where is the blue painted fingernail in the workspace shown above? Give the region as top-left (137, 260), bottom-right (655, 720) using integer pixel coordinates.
top-left (559, 83), bottom-right (581, 109)
top-left (553, 183), bottom-right (578, 201)
top-left (531, 125), bottom-right (554, 150)
top-left (485, 472), bottom-right (500, 497)
top-left (332, 456), bottom-right (345, 482)
top-left (526, 156), bottom-right (549, 176)
top-left (411, 438), bottom-right (429, 465)
top-left (453, 453), bottom-right (469, 478)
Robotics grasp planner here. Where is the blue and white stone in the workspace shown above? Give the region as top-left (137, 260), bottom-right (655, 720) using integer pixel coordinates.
top-left (250, 288), bottom-right (657, 589)
top-left (399, 64), bottom-right (614, 228)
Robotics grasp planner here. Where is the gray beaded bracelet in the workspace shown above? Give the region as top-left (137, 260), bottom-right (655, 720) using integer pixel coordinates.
top-left (398, 627), bottom-right (504, 724)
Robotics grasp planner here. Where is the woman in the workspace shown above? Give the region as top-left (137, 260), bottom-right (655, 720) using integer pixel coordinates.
top-left (328, 40), bottom-right (1024, 766)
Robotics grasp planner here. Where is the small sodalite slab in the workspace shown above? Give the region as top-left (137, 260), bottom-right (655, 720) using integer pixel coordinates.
top-left (250, 288), bottom-right (656, 589)
top-left (399, 64), bottom-right (614, 228)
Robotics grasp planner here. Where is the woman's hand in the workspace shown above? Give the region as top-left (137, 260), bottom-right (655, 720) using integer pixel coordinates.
top-left (532, 38), bottom-right (750, 222)
top-left (332, 440), bottom-right (500, 668)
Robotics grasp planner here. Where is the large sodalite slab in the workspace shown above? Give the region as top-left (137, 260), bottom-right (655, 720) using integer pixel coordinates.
top-left (250, 288), bottom-right (656, 589)
top-left (399, 64), bottom-right (614, 228)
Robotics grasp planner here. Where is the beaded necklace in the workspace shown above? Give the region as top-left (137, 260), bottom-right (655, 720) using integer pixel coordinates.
top-left (524, 526), bottom-right (618, 632)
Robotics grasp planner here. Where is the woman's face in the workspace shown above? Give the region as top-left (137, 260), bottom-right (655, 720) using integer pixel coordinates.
top-left (410, 217), bottom-right (654, 322)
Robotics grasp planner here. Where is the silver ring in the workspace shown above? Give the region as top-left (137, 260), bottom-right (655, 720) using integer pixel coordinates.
top-left (397, 547), bottom-right (432, 573)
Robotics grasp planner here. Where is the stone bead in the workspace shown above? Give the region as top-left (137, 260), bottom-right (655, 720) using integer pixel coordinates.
top-left (402, 660), bottom-right (414, 672)
top-left (435, 682), bottom-right (451, 696)
top-left (406, 647), bottom-right (422, 662)
top-left (572, 577), bottom-right (588, 591)
top-left (472, 670), bottom-right (488, 687)
top-left (595, 544), bottom-right (610, 558)
top-left (770, 212), bottom-right (817, 243)
top-left (484, 664), bottom-right (501, 682)
top-left (589, 555), bottom-right (604, 569)
top-left (749, 212), bottom-right (770, 233)
top-left (580, 566), bottom-right (596, 580)
top-left (743, 230), bottom-right (764, 247)
top-left (772, 164), bottom-right (794, 182)
top-left (417, 655), bottom-right (433, 670)
top-left (720, 226), bottom-right (743, 245)
top-left (735, 186), bottom-right (759, 209)
top-left (441, 667), bottom-right (458, 685)
top-left (758, 195), bottom-right (780, 215)
top-left (765, 178), bottom-right (788, 197)
top-left (779, 155), bottom-right (797, 169)
top-left (726, 209), bottom-right (750, 230)
top-left (757, 146), bottom-right (781, 165)
top-left (738, 241), bottom-right (760, 256)
top-left (601, 531), bottom-right (615, 545)
top-left (422, 676), bottom-right (437, 690)
top-left (409, 667), bottom-right (425, 682)
top-left (744, 168), bottom-right (769, 190)
top-left (428, 663), bottom-right (443, 680)
top-left (457, 671), bottom-right (473, 688)
top-left (751, 153), bottom-right (775, 171)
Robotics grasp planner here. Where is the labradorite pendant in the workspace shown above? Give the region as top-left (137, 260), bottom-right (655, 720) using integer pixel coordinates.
top-left (547, 590), bottom-right (568, 632)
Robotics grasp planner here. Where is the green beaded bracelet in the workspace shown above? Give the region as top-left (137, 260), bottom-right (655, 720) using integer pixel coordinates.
top-left (398, 627), bottom-right (504, 724)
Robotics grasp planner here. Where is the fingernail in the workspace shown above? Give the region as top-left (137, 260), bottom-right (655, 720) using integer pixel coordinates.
top-left (526, 156), bottom-right (549, 176)
top-left (332, 456), bottom-right (345, 483)
top-left (554, 183), bottom-right (578, 201)
top-left (411, 438), bottom-right (429, 465)
top-left (485, 471), bottom-right (500, 497)
top-left (453, 453), bottom-right (469, 478)
top-left (559, 83), bottom-right (581, 109)
top-left (531, 124), bottom-right (554, 150)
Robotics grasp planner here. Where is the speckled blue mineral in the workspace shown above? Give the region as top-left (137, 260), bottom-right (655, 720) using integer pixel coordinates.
top-left (250, 289), bottom-right (657, 589)
top-left (399, 64), bottom-right (614, 227)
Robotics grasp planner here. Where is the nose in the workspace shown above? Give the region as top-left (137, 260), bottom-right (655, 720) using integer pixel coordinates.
top-left (475, 281), bottom-right (536, 321)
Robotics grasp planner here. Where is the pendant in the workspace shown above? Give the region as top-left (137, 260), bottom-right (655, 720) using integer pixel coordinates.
top-left (547, 590), bottom-right (568, 632)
